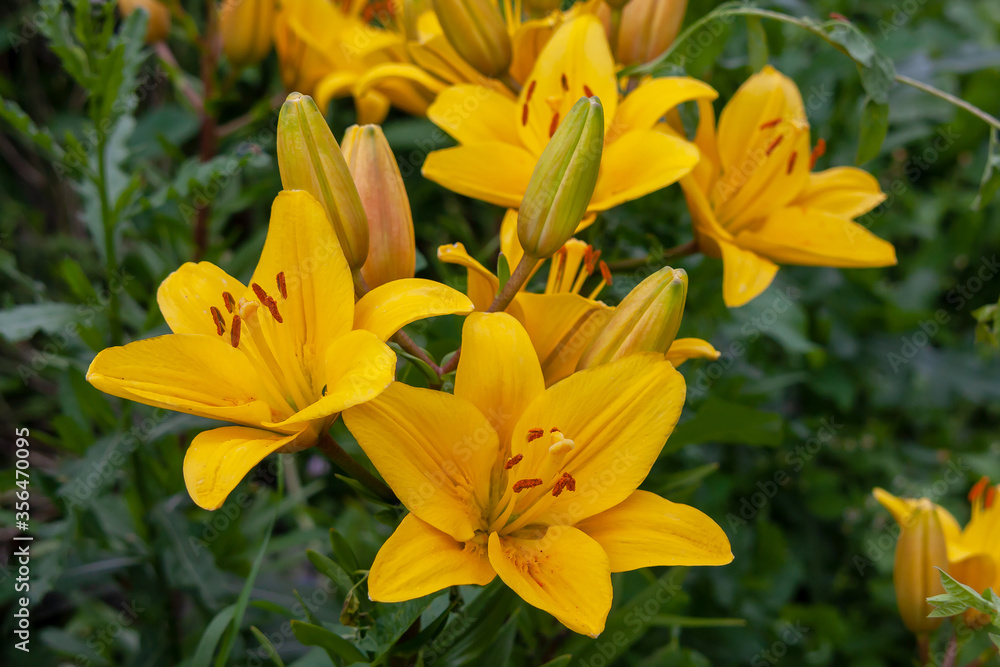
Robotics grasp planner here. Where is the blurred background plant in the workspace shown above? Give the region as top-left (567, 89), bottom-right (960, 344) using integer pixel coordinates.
top-left (0, 0), bottom-right (999, 665)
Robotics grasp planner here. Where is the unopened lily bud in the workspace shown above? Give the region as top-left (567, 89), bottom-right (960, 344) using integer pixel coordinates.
top-left (341, 124), bottom-right (416, 288)
top-left (277, 93), bottom-right (369, 270)
top-left (873, 489), bottom-right (949, 634)
top-left (518, 97), bottom-right (604, 259)
top-left (220, 0), bottom-right (276, 68)
top-left (603, 0), bottom-right (687, 66)
top-left (577, 267), bottom-right (687, 369)
top-left (431, 0), bottom-right (512, 78)
top-left (119, 0), bottom-right (171, 43)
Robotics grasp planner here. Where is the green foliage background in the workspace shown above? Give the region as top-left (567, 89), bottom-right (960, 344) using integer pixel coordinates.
top-left (0, 0), bottom-right (998, 665)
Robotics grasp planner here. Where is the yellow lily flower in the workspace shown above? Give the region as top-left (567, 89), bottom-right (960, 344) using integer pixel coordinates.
top-left (274, 0), bottom-right (443, 123)
top-left (422, 14), bottom-right (715, 221)
top-left (949, 477), bottom-right (1000, 624)
top-left (343, 311), bottom-right (733, 636)
top-left (680, 65), bottom-right (897, 308)
top-left (86, 191), bottom-right (473, 510)
top-left (439, 211), bottom-right (718, 385)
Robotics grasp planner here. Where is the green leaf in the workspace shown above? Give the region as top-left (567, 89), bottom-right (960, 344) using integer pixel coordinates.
top-left (0, 303), bottom-right (78, 343)
top-left (306, 549), bottom-right (355, 594)
top-left (857, 99), bottom-right (889, 165)
top-left (329, 529), bottom-right (360, 574)
top-left (497, 254), bottom-right (511, 292)
top-left (191, 605), bottom-right (238, 667)
top-left (973, 128), bottom-right (1000, 211)
top-left (990, 633), bottom-right (1000, 649)
top-left (746, 16), bottom-right (769, 72)
top-left (479, 612), bottom-right (519, 667)
top-left (0, 96), bottom-right (65, 162)
top-left (935, 570), bottom-right (994, 615)
top-left (538, 657), bottom-right (572, 667)
top-left (251, 626), bottom-right (286, 667)
top-left (667, 398), bottom-right (783, 450)
top-left (290, 621), bottom-right (368, 665)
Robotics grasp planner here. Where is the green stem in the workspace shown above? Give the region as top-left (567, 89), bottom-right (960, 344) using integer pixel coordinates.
top-left (317, 433), bottom-right (397, 504)
top-left (609, 8), bottom-right (623, 55)
top-left (605, 239), bottom-right (698, 271)
top-left (95, 112), bottom-right (122, 347)
top-left (895, 74), bottom-right (1000, 131)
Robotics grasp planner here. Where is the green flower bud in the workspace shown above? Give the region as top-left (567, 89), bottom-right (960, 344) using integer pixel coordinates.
top-left (277, 93), bottom-right (369, 270)
top-left (518, 97), bottom-right (604, 259)
top-left (577, 267), bottom-right (688, 369)
top-left (431, 0), bottom-right (512, 78)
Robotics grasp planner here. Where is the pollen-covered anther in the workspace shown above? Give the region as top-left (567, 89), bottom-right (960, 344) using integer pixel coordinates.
top-left (210, 306), bottom-right (226, 336)
top-left (548, 429), bottom-right (575, 455)
top-left (560, 73), bottom-right (569, 92)
top-left (809, 138), bottom-right (827, 168)
top-left (263, 296), bottom-right (284, 323)
top-left (583, 84), bottom-right (594, 98)
top-left (759, 117), bottom-right (782, 130)
top-left (786, 151), bottom-right (798, 174)
top-left (230, 314), bottom-right (242, 348)
top-left (526, 80), bottom-right (537, 101)
top-left (986, 485), bottom-right (996, 509)
top-left (599, 261), bottom-right (613, 285)
top-left (276, 272), bottom-right (287, 299)
top-left (765, 134), bottom-right (784, 155)
top-left (222, 291), bottom-right (236, 313)
top-left (527, 428), bottom-right (545, 442)
top-left (552, 472), bottom-right (576, 497)
top-left (251, 282), bottom-right (270, 303)
top-left (504, 453), bottom-right (523, 470)
top-left (548, 112), bottom-right (560, 138)
top-left (522, 103), bottom-right (529, 126)
top-left (969, 477), bottom-right (989, 503)
top-left (513, 478), bottom-right (544, 493)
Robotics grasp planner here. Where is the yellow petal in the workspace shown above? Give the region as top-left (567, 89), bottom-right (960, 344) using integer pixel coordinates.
top-left (342, 382), bottom-right (497, 541)
top-left (499, 208), bottom-right (525, 271)
top-left (157, 262), bottom-right (248, 336)
top-left (589, 130), bottom-right (700, 211)
top-left (268, 329), bottom-right (396, 428)
top-left (313, 71), bottom-right (360, 111)
top-left (369, 513), bottom-right (495, 602)
top-left (355, 90), bottom-right (392, 125)
top-left (950, 553), bottom-right (998, 595)
top-left (508, 14), bottom-right (560, 84)
top-left (248, 190), bottom-right (355, 389)
top-left (455, 312), bottom-right (545, 451)
top-left (718, 241), bottom-right (779, 308)
top-left (516, 15), bottom-right (618, 156)
top-left (184, 426), bottom-right (305, 510)
top-left (610, 77), bottom-right (717, 141)
top-left (873, 487), bottom-right (915, 524)
top-left (679, 173), bottom-right (731, 255)
top-left (354, 278), bottom-right (474, 342)
top-left (354, 62), bottom-right (447, 108)
top-left (509, 353), bottom-right (685, 526)
top-left (716, 65), bottom-right (806, 176)
top-left (423, 143), bottom-right (537, 209)
top-left (575, 490), bottom-right (733, 572)
top-left (665, 337), bottom-right (720, 366)
top-left (86, 334), bottom-right (274, 426)
top-left (793, 166), bottom-right (887, 219)
top-left (736, 206), bottom-right (897, 268)
top-left (488, 527), bottom-right (611, 637)
top-left (437, 242), bottom-right (500, 311)
top-left (427, 85), bottom-right (522, 145)
top-left (512, 292), bottom-right (612, 385)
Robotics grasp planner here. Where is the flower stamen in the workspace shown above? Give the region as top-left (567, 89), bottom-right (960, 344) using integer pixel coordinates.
top-left (505, 453), bottom-right (523, 469)
top-left (513, 478), bottom-right (543, 492)
top-left (222, 291), bottom-right (236, 313)
top-left (549, 112), bottom-right (560, 138)
top-left (276, 272), bottom-right (287, 299)
top-left (230, 314), bottom-right (242, 348)
top-left (765, 135), bottom-right (784, 155)
top-left (527, 428), bottom-right (544, 442)
top-left (551, 472), bottom-right (576, 497)
top-left (210, 306), bottom-right (226, 335)
top-left (809, 138), bottom-right (827, 168)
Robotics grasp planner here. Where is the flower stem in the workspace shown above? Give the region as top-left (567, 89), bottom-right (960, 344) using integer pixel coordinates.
top-left (609, 8), bottom-right (623, 55)
top-left (605, 239), bottom-right (699, 271)
top-left (317, 433), bottom-right (397, 504)
top-left (895, 74), bottom-right (1000, 131)
top-left (917, 634), bottom-right (930, 666)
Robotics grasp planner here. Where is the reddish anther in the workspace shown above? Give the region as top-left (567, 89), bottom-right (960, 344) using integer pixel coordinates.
top-left (548, 112), bottom-right (560, 138)
top-left (513, 478), bottom-right (544, 493)
top-left (263, 296), bottom-right (283, 323)
top-left (765, 135), bottom-right (784, 155)
top-left (599, 261), bottom-right (612, 285)
top-left (222, 291), bottom-right (236, 313)
top-left (210, 306), bottom-right (226, 335)
top-left (787, 152), bottom-right (798, 174)
top-left (230, 315), bottom-right (242, 348)
top-left (560, 73), bottom-right (569, 92)
top-left (583, 84), bottom-right (594, 98)
top-left (810, 138), bottom-right (827, 168)
top-left (522, 103), bottom-right (529, 126)
top-left (552, 472), bottom-right (576, 497)
top-left (527, 428), bottom-right (545, 442)
top-left (759, 118), bottom-right (782, 130)
top-left (504, 454), bottom-right (524, 469)
top-left (276, 272), bottom-right (287, 299)
top-left (526, 80), bottom-right (537, 101)
top-left (252, 282), bottom-right (270, 303)
top-left (969, 477), bottom-right (989, 503)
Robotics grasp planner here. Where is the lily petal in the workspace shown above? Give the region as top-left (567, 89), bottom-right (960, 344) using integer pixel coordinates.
top-left (157, 262), bottom-right (247, 336)
top-left (438, 242), bottom-right (500, 311)
top-left (611, 77), bottom-right (717, 140)
top-left (736, 206), bottom-right (897, 268)
top-left (369, 513), bottom-right (495, 602)
top-left (488, 527), bottom-right (612, 637)
top-left (423, 143), bottom-right (537, 209)
top-left (248, 190), bottom-right (355, 392)
top-left (455, 312), bottom-right (545, 451)
top-left (268, 329), bottom-right (396, 428)
top-left (184, 426), bottom-right (304, 510)
top-left (718, 241), bottom-right (779, 308)
top-left (512, 292), bottom-right (612, 385)
top-left (342, 382), bottom-right (497, 541)
top-left (427, 85), bottom-right (522, 145)
top-left (576, 490), bottom-right (733, 571)
top-left (86, 334), bottom-right (274, 426)
top-left (793, 166), bottom-right (887, 219)
top-left (510, 353), bottom-right (685, 526)
top-left (354, 278), bottom-right (474, 341)
top-left (665, 337), bottom-right (721, 366)
top-left (590, 130), bottom-right (699, 211)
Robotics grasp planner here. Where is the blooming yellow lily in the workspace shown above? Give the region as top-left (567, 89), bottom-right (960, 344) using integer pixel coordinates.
top-left (439, 211), bottom-right (718, 384)
top-left (875, 482), bottom-right (1000, 626)
top-left (680, 66), bottom-right (897, 307)
top-left (422, 14), bottom-right (716, 219)
top-left (274, 0), bottom-right (443, 123)
top-left (87, 191), bottom-right (473, 510)
top-left (343, 311), bottom-right (732, 635)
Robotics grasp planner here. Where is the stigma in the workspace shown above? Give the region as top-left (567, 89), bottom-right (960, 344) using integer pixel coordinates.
top-left (548, 429), bottom-right (575, 455)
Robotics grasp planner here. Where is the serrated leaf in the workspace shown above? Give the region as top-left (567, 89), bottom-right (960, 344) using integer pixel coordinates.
top-left (0, 97), bottom-right (64, 161)
top-left (290, 621), bottom-right (368, 665)
top-left (937, 570), bottom-right (993, 614)
top-left (857, 99), bottom-right (889, 165)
